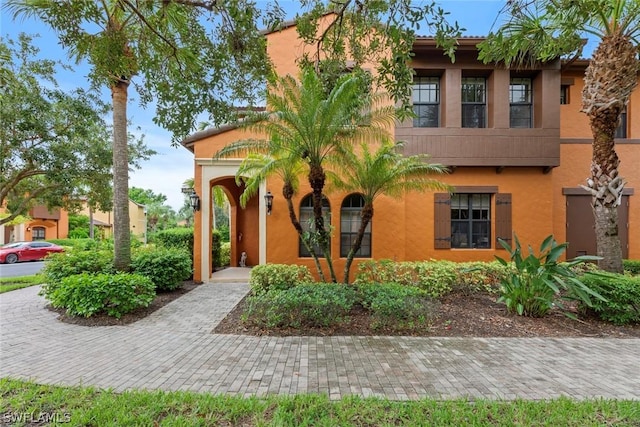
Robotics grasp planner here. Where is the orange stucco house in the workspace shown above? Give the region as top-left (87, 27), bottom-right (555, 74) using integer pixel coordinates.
top-left (182, 24), bottom-right (639, 282)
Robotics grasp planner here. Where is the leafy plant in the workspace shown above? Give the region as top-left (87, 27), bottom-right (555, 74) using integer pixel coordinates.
top-left (220, 242), bottom-right (231, 267)
top-left (154, 228), bottom-right (194, 260)
top-left (495, 234), bottom-right (603, 317)
top-left (244, 284), bottom-right (356, 329)
top-left (46, 273), bottom-right (155, 318)
top-left (358, 283), bottom-right (437, 331)
top-left (623, 259), bottom-right (640, 276)
top-left (249, 264), bottom-right (313, 295)
top-left (40, 250), bottom-right (115, 298)
top-left (131, 247), bottom-right (192, 291)
top-left (580, 273), bottom-right (640, 325)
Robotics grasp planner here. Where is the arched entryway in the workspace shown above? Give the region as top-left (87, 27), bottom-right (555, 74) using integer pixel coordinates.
top-left (194, 158), bottom-right (268, 281)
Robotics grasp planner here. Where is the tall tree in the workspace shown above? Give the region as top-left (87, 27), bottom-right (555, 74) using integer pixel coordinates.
top-left (5, 0), bottom-right (275, 270)
top-left (0, 34), bottom-right (113, 225)
top-left (329, 141), bottom-right (450, 283)
top-left (295, 0), bottom-right (462, 119)
top-left (216, 69), bottom-right (396, 282)
top-left (477, 0), bottom-right (640, 273)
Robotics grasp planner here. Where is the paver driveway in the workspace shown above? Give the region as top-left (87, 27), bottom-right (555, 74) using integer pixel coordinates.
top-left (1, 283), bottom-right (639, 400)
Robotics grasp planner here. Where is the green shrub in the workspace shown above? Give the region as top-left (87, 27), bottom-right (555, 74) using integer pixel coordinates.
top-left (154, 228), bottom-right (193, 259)
top-left (623, 259), bottom-right (640, 276)
top-left (220, 242), bottom-right (231, 267)
top-left (453, 261), bottom-right (511, 295)
top-left (46, 273), bottom-right (155, 318)
top-left (68, 229), bottom-right (90, 239)
top-left (131, 247), bottom-right (192, 291)
top-left (355, 259), bottom-right (510, 297)
top-left (358, 283), bottom-right (437, 331)
top-left (212, 229), bottom-right (222, 269)
top-left (580, 273), bottom-right (640, 325)
top-left (354, 260), bottom-right (458, 297)
top-left (46, 238), bottom-right (95, 250)
top-left (249, 264), bottom-right (313, 295)
top-left (244, 284), bottom-right (356, 328)
top-left (495, 234), bottom-right (603, 317)
top-left (41, 250), bottom-right (114, 297)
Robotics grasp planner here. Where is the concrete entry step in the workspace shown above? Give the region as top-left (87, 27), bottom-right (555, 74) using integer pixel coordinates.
top-left (209, 267), bottom-right (252, 283)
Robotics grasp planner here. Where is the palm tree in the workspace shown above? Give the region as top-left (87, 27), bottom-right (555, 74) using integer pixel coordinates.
top-left (5, 0), bottom-right (270, 270)
top-left (329, 141), bottom-right (451, 283)
top-left (478, 0), bottom-right (640, 273)
top-left (234, 147), bottom-right (330, 281)
top-left (216, 68), bottom-right (396, 282)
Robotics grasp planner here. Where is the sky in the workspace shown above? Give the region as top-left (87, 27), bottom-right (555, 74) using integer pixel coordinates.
top-left (1, 1), bottom-right (597, 211)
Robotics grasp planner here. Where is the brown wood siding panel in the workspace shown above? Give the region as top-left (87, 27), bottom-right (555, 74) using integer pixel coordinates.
top-left (434, 193), bottom-right (451, 249)
top-left (495, 193), bottom-right (512, 249)
top-left (396, 131), bottom-right (560, 167)
top-left (29, 206), bottom-right (60, 220)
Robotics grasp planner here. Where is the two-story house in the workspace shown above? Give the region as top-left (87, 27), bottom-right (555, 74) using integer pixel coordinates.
top-left (182, 24), bottom-right (639, 282)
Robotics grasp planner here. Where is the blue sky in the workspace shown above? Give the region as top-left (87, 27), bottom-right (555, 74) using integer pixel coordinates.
top-left (1, 1), bottom-right (595, 210)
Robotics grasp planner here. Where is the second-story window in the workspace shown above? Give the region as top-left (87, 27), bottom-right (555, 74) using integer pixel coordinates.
top-left (510, 78), bottom-right (533, 128)
top-left (412, 76), bottom-right (440, 127)
top-left (615, 109), bottom-right (627, 138)
top-left (461, 77), bottom-right (486, 128)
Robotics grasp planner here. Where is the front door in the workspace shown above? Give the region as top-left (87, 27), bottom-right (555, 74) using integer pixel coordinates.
top-left (566, 195), bottom-right (629, 259)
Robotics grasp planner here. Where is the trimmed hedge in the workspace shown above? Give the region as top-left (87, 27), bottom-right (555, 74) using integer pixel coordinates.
top-left (623, 259), bottom-right (640, 276)
top-left (46, 272), bottom-right (155, 318)
top-left (249, 264), bottom-right (313, 295)
top-left (131, 247), bottom-right (192, 291)
top-left (580, 272), bottom-right (640, 325)
top-left (358, 283), bottom-right (437, 331)
top-left (154, 228), bottom-right (193, 259)
top-left (220, 242), bottom-right (231, 267)
top-left (244, 283), bottom-right (356, 328)
top-left (41, 250), bottom-right (114, 289)
top-left (354, 260), bottom-right (510, 297)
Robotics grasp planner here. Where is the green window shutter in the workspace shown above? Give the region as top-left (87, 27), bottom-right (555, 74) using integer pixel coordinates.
top-left (495, 193), bottom-right (512, 249)
top-left (434, 193), bottom-right (451, 249)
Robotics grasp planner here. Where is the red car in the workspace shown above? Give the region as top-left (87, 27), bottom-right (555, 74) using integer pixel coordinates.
top-left (0, 241), bottom-right (64, 264)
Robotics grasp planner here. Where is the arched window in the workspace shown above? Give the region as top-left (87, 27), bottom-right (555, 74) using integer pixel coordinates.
top-left (32, 226), bottom-right (46, 241)
top-left (299, 194), bottom-right (331, 257)
top-left (340, 194), bottom-right (371, 258)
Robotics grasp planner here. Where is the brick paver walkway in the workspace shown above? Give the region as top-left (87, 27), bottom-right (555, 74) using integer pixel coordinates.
top-left (1, 283), bottom-right (639, 400)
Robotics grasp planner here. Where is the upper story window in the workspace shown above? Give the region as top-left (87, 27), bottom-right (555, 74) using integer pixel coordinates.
top-left (340, 194), bottom-right (371, 258)
top-left (299, 194), bottom-right (331, 258)
top-left (510, 77), bottom-right (533, 128)
top-left (560, 85), bottom-right (570, 105)
top-left (412, 76), bottom-right (440, 127)
top-left (615, 109), bottom-right (627, 138)
top-left (461, 77), bottom-right (486, 128)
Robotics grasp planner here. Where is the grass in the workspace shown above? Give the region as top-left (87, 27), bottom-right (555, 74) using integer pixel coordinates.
top-left (0, 275), bottom-right (44, 294)
top-left (1, 378), bottom-right (639, 426)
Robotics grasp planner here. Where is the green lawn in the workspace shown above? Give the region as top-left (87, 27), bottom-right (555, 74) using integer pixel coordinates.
top-left (1, 378), bottom-right (639, 426)
top-left (0, 275), bottom-right (44, 294)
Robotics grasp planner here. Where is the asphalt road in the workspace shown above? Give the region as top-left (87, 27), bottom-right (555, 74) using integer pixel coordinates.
top-left (0, 261), bottom-right (45, 278)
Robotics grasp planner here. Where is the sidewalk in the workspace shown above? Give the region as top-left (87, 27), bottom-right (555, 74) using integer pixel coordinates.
top-left (1, 281), bottom-right (638, 400)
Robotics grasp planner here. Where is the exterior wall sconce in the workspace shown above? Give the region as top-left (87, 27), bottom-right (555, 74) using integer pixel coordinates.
top-left (264, 191), bottom-right (274, 215)
top-left (181, 183), bottom-right (201, 212)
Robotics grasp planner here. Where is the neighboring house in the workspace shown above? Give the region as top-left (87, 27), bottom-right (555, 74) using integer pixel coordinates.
top-left (0, 205), bottom-right (69, 244)
top-left (78, 199), bottom-right (147, 242)
top-left (181, 24), bottom-right (639, 282)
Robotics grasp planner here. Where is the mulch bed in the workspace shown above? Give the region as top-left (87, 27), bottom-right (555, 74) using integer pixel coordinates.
top-left (213, 291), bottom-right (640, 338)
top-left (49, 282), bottom-right (640, 338)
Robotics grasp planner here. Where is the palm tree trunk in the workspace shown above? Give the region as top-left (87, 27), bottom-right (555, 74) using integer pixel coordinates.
top-left (112, 78), bottom-right (131, 271)
top-left (343, 203), bottom-right (373, 283)
top-left (581, 34), bottom-right (637, 274)
top-left (587, 107), bottom-right (624, 273)
top-left (309, 163), bottom-right (337, 282)
top-left (283, 184), bottom-right (326, 281)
